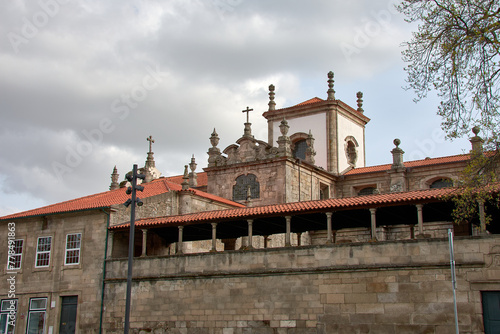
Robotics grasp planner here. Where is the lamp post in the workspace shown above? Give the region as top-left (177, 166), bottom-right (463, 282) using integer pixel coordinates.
top-left (123, 164), bottom-right (145, 334)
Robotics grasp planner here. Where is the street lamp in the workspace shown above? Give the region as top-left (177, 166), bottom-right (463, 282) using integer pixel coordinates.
top-left (123, 164), bottom-right (145, 334)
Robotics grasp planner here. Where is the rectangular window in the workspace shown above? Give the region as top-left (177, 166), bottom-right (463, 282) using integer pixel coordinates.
top-left (26, 298), bottom-right (46, 334)
top-left (65, 233), bottom-right (81, 265)
top-left (6, 240), bottom-right (23, 270)
top-left (35, 237), bottom-right (52, 268)
top-left (0, 299), bottom-right (17, 334)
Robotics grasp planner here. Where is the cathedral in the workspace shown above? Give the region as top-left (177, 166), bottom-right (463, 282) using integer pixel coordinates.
top-left (1, 72), bottom-right (499, 333)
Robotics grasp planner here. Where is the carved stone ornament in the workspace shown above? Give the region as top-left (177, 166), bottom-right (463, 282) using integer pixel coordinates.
top-left (210, 128), bottom-right (220, 148)
top-left (279, 118), bottom-right (290, 136)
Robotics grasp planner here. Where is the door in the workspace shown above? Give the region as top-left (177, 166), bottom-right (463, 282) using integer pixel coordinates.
top-left (59, 296), bottom-right (78, 334)
top-left (482, 291), bottom-right (500, 334)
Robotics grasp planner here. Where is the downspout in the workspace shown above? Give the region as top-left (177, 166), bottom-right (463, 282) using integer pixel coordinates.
top-left (99, 208), bottom-right (111, 334)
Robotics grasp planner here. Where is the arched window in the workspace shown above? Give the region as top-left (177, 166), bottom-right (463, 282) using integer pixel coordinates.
top-left (292, 139), bottom-right (307, 160)
top-left (347, 141), bottom-right (357, 165)
top-left (344, 136), bottom-right (359, 167)
top-left (358, 187), bottom-right (377, 196)
top-left (430, 178), bottom-right (453, 189)
top-left (233, 174), bottom-right (260, 201)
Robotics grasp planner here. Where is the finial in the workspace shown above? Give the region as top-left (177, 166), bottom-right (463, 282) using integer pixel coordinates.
top-left (391, 138), bottom-right (405, 169)
top-left (305, 130), bottom-right (316, 164)
top-left (181, 165), bottom-right (189, 190)
top-left (470, 126), bottom-right (484, 153)
top-left (145, 135), bottom-right (156, 179)
top-left (147, 135), bottom-right (155, 153)
top-left (472, 126), bottom-right (480, 136)
top-left (189, 155), bottom-right (197, 173)
top-left (356, 91), bottom-right (364, 113)
top-left (268, 84), bottom-right (276, 111)
top-left (327, 71), bottom-right (335, 100)
top-left (210, 128), bottom-right (220, 148)
top-left (189, 155), bottom-right (198, 187)
top-left (242, 106), bottom-right (253, 124)
top-left (279, 118), bottom-right (289, 136)
top-left (242, 107), bottom-right (254, 138)
top-left (110, 166), bottom-right (120, 190)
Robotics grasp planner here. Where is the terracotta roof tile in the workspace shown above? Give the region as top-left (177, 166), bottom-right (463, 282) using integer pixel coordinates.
top-left (0, 178), bottom-right (243, 221)
top-left (263, 96), bottom-right (370, 122)
top-left (345, 153), bottom-right (471, 175)
top-left (110, 187), bottom-right (463, 230)
top-left (166, 172), bottom-right (208, 187)
top-left (295, 97), bottom-right (324, 106)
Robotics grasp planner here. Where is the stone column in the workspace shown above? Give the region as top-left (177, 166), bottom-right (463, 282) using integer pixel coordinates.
top-left (263, 235), bottom-right (270, 249)
top-left (478, 200), bottom-right (486, 234)
top-left (177, 226), bottom-right (184, 254)
top-left (416, 204), bottom-right (424, 237)
top-left (141, 229), bottom-right (147, 257)
top-left (211, 223), bottom-right (218, 252)
top-left (247, 219), bottom-right (254, 249)
top-left (369, 208), bottom-right (377, 240)
top-left (325, 212), bottom-right (333, 244)
top-left (285, 216), bottom-right (292, 246)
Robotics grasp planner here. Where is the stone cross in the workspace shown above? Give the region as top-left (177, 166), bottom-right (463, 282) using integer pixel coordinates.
top-left (242, 106), bottom-right (253, 123)
top-left (147, 135), bottom-right (155, 153)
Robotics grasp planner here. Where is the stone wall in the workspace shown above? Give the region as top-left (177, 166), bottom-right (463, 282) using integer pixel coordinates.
top-left (110, 191), bottom-right (241, 228)
top-left (111, 192), bottom-right (178, 226)
top-left (102, 235), bottom-right (500, 333)
top-left (337, 161), bottom-right (466, 197)
top-left (206, 160), bottom-right (288, 206)
top-left (0, 210), bottom-right (108, 333)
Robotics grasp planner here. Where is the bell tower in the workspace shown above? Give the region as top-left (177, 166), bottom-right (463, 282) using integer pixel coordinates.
top-left (262, 71), bottom-right (370, 174)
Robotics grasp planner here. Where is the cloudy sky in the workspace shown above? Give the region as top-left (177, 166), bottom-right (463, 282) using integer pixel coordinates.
top-left (0, 0), bottom-right (472, 216)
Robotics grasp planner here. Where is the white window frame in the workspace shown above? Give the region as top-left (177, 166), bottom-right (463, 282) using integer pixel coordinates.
top-left (0, 299), bottom-right (17, 334)
top-left (26, 298), bottom-right (47, 334)
top-left (35, 237), bottom-right (52, 268)
top-left (6, 239), bottom-right (23, 270)
top-left (64, 233), bottom-right (82, 265)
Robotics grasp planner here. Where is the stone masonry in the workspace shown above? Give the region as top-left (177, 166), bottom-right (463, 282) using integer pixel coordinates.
top-left (103, 235), bottom-right (500, 333)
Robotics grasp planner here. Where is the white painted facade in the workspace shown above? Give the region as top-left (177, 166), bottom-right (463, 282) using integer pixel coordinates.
top-left (271, 112), bottom-right (328, 169)
top-left (337, 113), bottom-right (365, 172)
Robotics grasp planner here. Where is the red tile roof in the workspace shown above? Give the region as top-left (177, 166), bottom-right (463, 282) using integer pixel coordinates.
top-left (345, 153), bottom-right (471, 175)
top-left (0, 178), bottom-right (243, 221)
top-left (295, 97), bottom-right (324, 106)
top-left (166, 172), bottom-right (208, 187)
top-left (263, 96), bottom-right (370, 122)
top-left (110, 187), bottom-right (461, 230)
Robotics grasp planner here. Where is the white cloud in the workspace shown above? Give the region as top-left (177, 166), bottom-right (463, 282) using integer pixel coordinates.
top-left (0, 0), bottom-right (471, 215)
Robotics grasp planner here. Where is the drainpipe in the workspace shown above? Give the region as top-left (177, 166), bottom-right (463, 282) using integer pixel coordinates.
top-left (99, 208), bottom-right (111, 334)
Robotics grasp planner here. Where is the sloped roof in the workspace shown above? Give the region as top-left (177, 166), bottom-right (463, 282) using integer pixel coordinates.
top-left (166, 172), bottom-right (208, 187)
top-left (295, 97), bottom-right (324, 106)
top-left (0, 178), bottom-right (243, 221)
top-left (110, 186), bottom-right (459, 230)
top-left (345, 153), bottom-right (471, 176)
top-left (263, 96), bottom-right (370, 122)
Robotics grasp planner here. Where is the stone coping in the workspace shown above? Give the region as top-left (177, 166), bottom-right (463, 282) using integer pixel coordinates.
top-left (105, 235), bottom-right (497, 282)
